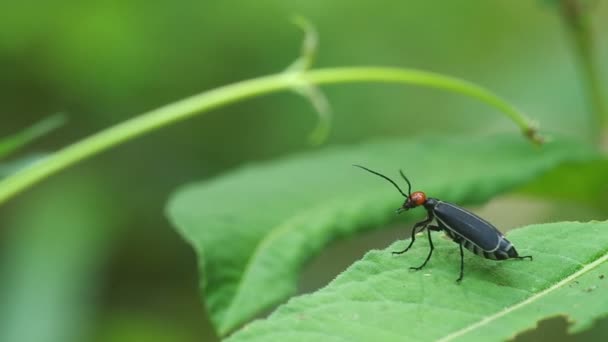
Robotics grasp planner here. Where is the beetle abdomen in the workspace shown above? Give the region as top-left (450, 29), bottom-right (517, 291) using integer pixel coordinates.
top-left (443, 228), bottom-right (519, 260)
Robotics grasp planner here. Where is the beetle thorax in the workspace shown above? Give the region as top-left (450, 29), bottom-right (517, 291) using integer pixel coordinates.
top-left (423, 197), bottom-right (439, 210)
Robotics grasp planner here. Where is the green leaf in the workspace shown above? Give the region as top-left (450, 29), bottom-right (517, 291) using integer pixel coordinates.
top-left (166, 135), bottom-right (598, 336)
top-left (226, 221), bottom-right (608, 342)
top-left (0, 176), bottom-right (117, 342)
top-left (0, 114), bottom-right (66, 159)
top-left (0, 114), bottom-right (65, 180)
top-left (522, 159), bottom-right (608, 210)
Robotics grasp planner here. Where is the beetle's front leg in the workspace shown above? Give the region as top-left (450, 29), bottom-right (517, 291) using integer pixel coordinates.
top-left (410, 225), bottom-right (439, 271)
top-left (393, 213), bottom-right (434, 255)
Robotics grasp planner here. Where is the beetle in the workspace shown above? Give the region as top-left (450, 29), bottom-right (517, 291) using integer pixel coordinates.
top-left (354, 165), bottom-right (532, 282)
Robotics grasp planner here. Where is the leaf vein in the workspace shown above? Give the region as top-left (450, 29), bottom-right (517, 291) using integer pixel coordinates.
top-left (437, 250), bottom-right (608, 342)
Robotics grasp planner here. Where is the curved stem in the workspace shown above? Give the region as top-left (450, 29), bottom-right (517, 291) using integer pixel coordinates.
top-left (0, 67), bottom-right (540, 205)
top-left (304, 68), bottom-right (537, 136)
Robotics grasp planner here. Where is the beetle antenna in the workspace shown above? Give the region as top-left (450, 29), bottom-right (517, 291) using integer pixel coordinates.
top-left (353, 165), bottom-right (408, 197)
top-left (399, 170), bottom-right (412, 197)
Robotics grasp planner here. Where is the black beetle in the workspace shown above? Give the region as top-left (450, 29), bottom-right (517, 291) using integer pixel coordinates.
top-left (355, 165), bottom-right (532, 282)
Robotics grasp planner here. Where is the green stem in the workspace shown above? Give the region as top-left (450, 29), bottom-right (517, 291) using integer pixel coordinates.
top-left (560, 0), bottom-right (608, 142)
top-left (0, 67), bottom-right (540, 206)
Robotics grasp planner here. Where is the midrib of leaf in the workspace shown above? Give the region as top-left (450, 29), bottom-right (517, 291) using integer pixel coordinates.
top-left (219, 212), bottom-right (304, 333)
top-left (440, 248), bottom-right (608, 342)
top-left (218, 197), bottom-right (368, 334)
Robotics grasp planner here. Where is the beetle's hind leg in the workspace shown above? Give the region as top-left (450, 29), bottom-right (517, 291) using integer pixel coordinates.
top-left (409, 225), bottom-right (439, 271)
top-left (515, 255), bottom-right (533, 261)
top-left (393, 215), bottom-right (433, 255)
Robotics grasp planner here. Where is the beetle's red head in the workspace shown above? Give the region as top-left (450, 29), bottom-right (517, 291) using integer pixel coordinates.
top-left (401, 191), bottom-right (427, 211)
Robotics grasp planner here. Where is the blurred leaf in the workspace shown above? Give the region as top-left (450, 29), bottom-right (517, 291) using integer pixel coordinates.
top-left (0, 176), bottom-right (116, 342)
top-left (166, 135), bottom-right (597, 335)
top-left (0, 114), bottom-right (64, 179)
top-left (227, 221), bottom-right (608, 342)
top-left (0, 114), bottom-right (66, 159)
top-left (521, 160), bottom-right (608, 210)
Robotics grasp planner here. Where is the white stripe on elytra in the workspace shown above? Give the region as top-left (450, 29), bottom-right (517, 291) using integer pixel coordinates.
top-left (438, 201), bottom-right (497, 228)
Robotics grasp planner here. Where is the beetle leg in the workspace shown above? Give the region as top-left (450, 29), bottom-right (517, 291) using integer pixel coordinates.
top-left (409, 227), bottom-right (436, 271)
top-left (515, 255), bottom-right (533, 261)
top-left (456, 243), bottom-right (464, 283)
top-left (392, 214), bottom-right (433, 255)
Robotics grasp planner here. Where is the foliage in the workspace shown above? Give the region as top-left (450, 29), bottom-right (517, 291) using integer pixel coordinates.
top-left (167, 135), bottom-right (598, 336)
top-left (0, 114), bottom-right (65, 179)
top-left (0, 1), bottom-right (606, 342)
top-left (227, 221), bottom-right (608, 342)
top-left (0, 114), bottom-right (65, 159)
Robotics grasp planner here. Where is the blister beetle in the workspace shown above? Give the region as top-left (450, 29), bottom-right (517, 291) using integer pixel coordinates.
top-left (354, 165), bottom-right (532, 282)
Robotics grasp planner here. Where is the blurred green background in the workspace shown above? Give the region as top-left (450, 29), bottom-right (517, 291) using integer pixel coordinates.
top-left (0, 1), bottom-right (607, 341)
